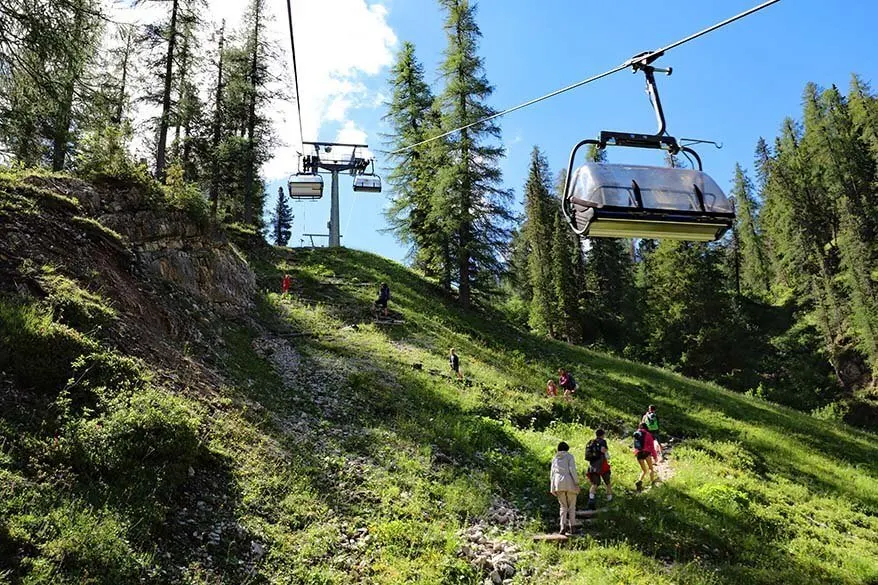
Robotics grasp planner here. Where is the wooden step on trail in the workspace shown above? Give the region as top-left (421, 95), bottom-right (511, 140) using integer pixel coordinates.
top-left (532, 533), bottom-right (573, 543)
top-left (576, 507), bottom-right (608, 518)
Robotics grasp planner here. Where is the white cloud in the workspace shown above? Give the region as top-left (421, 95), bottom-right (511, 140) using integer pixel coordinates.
top-left (109, 0), bottom-right (397, 179)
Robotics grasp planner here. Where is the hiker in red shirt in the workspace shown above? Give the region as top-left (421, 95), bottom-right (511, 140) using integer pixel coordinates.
top-left (281, 274), bottom-right (292, 295)
top-left (546, 379), bottom-right (558, 397)
top-left (633, 423), bottom-right (658, 492)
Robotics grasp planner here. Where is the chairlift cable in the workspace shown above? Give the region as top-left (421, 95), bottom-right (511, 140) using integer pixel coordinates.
top-left (285, 0), bottom-right (305, 148)
top-left (390, 0), bottom-right (781, 155)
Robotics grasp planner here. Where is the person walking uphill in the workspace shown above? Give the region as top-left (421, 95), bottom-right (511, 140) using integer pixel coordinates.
top-left (633, 423), bottom-right (658, 492)
top-left (549, 442), bottom-right (581, 535)
top-left (373, 282), bottom-right (390, 317)
top-left (641, 405), bottom-right (664, 461)
top-left (584, 429), bottom-right (613, 509)
top-left (449, 348), bottom-right (463, 380)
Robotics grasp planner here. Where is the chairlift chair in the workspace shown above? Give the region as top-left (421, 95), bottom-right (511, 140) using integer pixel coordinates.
top-left (352, 160), bottom-right (382, 193)
top-left (561, 53), bottom-right (735, 241)
top-left (288, 154), bottom-right (324, 200)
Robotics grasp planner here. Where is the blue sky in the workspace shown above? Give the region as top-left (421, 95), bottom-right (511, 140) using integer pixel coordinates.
top-left (271, 0), bottom-right (877, 262)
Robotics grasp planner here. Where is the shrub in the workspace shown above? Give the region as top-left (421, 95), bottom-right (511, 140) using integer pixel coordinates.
top-left (163, 163), bottom-right (208, 226)
top-left (68, 389), bottom-right (201, 500)
top-left (19, 506), bottom-right (147, 584)
top-left (39, 268), bottom-right (118, 331)
top-left (75, 123), bottom-right (156, 193)
top-left (0, 297), bottom-right (98, 394)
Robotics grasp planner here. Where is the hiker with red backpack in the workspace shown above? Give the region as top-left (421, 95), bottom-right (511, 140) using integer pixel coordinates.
top-left (633, 423), bottom-right (658, 492)
top-left (584, 429), bottom-right (613, 509)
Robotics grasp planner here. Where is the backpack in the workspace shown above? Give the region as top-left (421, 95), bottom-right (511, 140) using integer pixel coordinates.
top-left (585, 439), bottom-right (602, 462)
top-left (644, 412), bottom-right (659, 431)
top-left (633, 430), bottom-right (645, 452)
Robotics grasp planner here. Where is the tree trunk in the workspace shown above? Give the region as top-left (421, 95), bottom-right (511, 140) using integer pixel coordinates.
top-left (155, 0), bottom-right (179, 181)
top-left (209, 21), bottom-right (225, 220)
top-left (243, 1), bottom-right (260, 225)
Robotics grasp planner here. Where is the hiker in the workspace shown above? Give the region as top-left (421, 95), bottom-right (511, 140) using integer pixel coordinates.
top-left (373, 282), bottom-right (390, 317)
top-left (641, 404), bottom-right (664, 461)
top-left (584, 429), bottom-right (613, 509)
top-left (558, 368), bottom-right (577, 398)
top-left (633, 423), bottom-right (658, 492)
top-left (549, 441), bottom-right (581, 535)
top-left (281, 274), bottom-right (292, 296)
top-left (546, 379), bottom-right (558, 397)
top-left (449, 348), bottom-right (463, 380)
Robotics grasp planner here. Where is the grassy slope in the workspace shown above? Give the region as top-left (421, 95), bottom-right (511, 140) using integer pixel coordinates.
top-left (234, 245), bottom-right (878, 584)
top-left (0, 174), bottom-right (875, 584)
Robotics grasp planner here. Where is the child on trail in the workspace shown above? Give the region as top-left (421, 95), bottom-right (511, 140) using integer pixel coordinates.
top-left (281, 274), bottom-right (292, 296)
top-left (546, 379), bottom-right (558, 397)
top-left (558, 368), bottom-right (577, 398)
top-left (584, 429), bottom-right (613, 509)
top-left (373, 282), bottom-right (390, 317)
top-left (641, 404), bottom-right (664, 461)
top-left (449, 348), bottom-right (463, 380)
top-left (549, 441), bottom-right (581, 535)
top-left (633, 423), bottom-right (658, 492)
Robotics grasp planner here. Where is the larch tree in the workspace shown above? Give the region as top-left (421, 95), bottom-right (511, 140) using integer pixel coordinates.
top-left (384, 41), bottom-right (441, 274)
top-left (434, 0), bottom-right (513, 306)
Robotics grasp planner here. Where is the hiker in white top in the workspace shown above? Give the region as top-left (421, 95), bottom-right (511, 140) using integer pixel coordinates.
top-left (549, 441), bottom-right (581, 535)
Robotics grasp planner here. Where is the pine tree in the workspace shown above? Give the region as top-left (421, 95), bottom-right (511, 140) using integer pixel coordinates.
top-left (268, 186), bottom-right (293, 247)
top-left (434, 0), bottom-right (513, 306)
top-left (730, 163), bottom-right (771, 297)
top-left (521, 147), bottom-right (556, 336)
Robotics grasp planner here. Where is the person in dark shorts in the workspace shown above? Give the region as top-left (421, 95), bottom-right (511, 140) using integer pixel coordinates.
top-left (633, 423), bottom-right (657, 492)
top-left (449, 348), bottom-right (463, 380)
top-left (374, 282), bottom-right (390, 317)
top-left (558, 368), bottom-right (577, 398)
top-left (584, 429), bottom-right (613, 508)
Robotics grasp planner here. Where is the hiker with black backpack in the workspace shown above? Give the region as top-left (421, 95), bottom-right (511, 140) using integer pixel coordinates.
top-left (641, 404), bottom-right (664, 461)
top-left (584, 429), bottom-right (613, 509)
top-left (633, 423), bottom-right (658, 492)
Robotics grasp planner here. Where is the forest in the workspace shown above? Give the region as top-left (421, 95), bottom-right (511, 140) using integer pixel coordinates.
top-left (382, 3), bottom-right (878, 425)
top-left (1, 0), bottom-right (876, 426)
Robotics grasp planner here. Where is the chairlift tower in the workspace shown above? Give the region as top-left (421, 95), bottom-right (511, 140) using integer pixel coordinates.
top-left (288, 141), bottom-right (382, 248)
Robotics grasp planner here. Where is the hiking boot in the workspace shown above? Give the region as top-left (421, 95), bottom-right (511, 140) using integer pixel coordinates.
top-left (606, 494), bottom-right (614, 502)
top-left (635, 480), bottom-right (643, 493)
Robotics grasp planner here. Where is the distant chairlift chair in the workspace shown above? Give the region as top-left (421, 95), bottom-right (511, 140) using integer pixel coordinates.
top-left (561, 52), bottom-right (735, 242)
top-left (288, 154), bottom-right (324, 200)
top-left (353, 160), bottom-right (382, 193)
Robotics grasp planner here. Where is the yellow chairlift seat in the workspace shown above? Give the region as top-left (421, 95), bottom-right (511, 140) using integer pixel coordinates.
top-left (288, 173), bottom-right (324, 200)
top-left (567, 163), bottom-right (734, 241)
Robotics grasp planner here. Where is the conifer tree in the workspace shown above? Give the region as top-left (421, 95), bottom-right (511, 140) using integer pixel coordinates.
top-left (268, 186), bottom-right (293, 247)
top-left (384, 42), bottom-right (442, 273)
top-left (434, 0), bottom-right (513, 306)
top-left (522, 147), bottom-right (556, 336)
top-left (550, 211), bottom-right (582, 342)
top-left (730, 164), bottom-right (771, 297)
